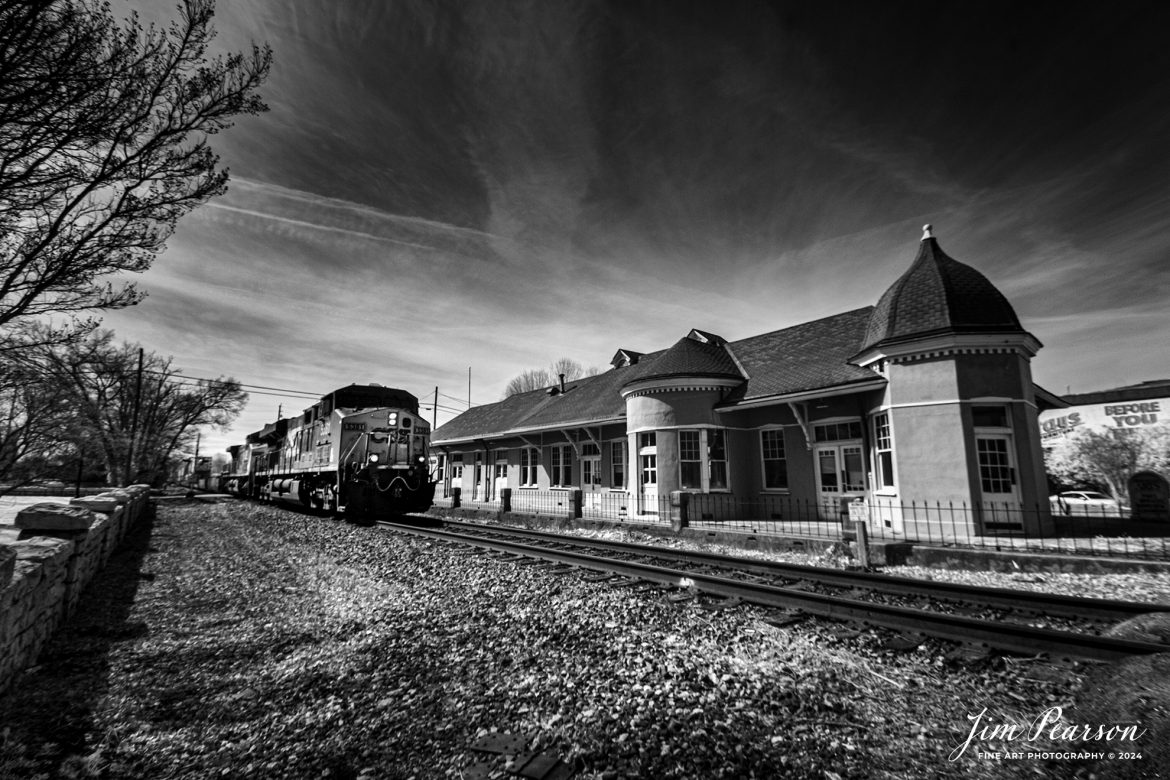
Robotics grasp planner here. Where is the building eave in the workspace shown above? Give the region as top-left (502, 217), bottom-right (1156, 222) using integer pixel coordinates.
top-left (715, 378), bottom-right (888, 411)
top-left (432, 414), bottom-right (627, 448)
top-left (620, 375), bottom-right (744, 399)
top-left (851, 331), bottom-right (1043, 367)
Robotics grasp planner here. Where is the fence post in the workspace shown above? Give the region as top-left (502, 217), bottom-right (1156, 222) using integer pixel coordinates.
top-left (501, 487), bottom-right (511, 514)
top-left (670, 491), bottom-right (690, 532)
top-left (853, 519), bottom-right (871, 569)
top-left (451, 486), bottom-right (461, 509)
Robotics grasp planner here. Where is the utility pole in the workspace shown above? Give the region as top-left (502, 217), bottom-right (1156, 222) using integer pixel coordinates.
top-left (276, 403), bottom-right (282, 420)
top-left (126, 347), bottom-right (143, 486)
top-left (468, 366), bottom-right (471, 408)
top-left (193, 430), bottom-right (201, 489)
top-left (432, 386), bottom-right (438, 430)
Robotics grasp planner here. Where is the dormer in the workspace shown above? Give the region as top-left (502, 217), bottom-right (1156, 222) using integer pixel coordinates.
top-left (611, 349), bottom-right (644, 369)
top-left (687, 328), bottom-right (726, 346)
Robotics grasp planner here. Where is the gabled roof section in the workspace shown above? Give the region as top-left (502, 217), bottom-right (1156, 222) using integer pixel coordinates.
top-left (687, 328), bottom-right (726, 345)
top-left (724, 308), bottom-right (879, 402)
top-left (860, 229), bottom-right (1023, 353)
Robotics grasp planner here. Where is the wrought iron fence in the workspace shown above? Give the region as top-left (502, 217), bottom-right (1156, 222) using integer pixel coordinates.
top-left (430, 488), bottom-right (1170, 560)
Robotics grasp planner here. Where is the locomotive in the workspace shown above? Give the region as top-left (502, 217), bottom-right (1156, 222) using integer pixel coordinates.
top-left (220, 384), bottom-right (436, 519)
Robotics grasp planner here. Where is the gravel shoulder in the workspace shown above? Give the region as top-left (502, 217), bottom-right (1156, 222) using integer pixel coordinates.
top-left (0, 501), bottom-right (1165, 779)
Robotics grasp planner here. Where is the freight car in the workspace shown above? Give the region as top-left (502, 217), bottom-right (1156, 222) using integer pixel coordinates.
top-left (220, 384), bottom-right (436, 519)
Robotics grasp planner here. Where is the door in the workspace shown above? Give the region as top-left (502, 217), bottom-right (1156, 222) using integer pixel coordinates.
top-left (473, 453), bottom-right (485, 501)
top-left (493, 457), bottom-right (508, 501)
top-left (639, 453), bottom-right (658, 514)
top-left (815, 444), bottom-right (866, 519)
top-left (582, 454), bottom-right (602, 512)
top-left (976, 435), bottom-right (1020, 521)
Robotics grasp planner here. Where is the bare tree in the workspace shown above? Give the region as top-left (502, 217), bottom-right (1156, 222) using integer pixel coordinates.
top-left (1046, 427), bottom-right (1170, 504)
top-left (503, 358), bottom-right (601, 398)
top-left (0, 0), bottom-right (270, 345)
top-left (0, 355), bottom-right (73, 492)
top-left (34, 329), bottom-right (248, 486)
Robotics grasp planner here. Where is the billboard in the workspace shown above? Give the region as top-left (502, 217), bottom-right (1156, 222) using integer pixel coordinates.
top-left (1039, 398), bottom-right (1167, 443)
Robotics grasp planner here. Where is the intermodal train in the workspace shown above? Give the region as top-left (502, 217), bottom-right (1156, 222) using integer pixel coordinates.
top-left (219, 384), bottom-right (436, 518)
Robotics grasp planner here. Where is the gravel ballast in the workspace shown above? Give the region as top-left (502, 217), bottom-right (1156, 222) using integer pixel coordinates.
top-left (1, 500), bottom-right (1167, 779)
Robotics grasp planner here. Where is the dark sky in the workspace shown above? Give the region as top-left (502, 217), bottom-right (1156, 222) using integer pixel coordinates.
top-left (105, 0), bottom-right (1170, 452)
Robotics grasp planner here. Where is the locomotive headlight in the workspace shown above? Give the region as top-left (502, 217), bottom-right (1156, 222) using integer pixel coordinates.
top-left (369, 453), bottom-right (379, 463)
top-left (416, 456), bottom-right (425, 463)
top-left (388, 412), bottom-right (398, 426)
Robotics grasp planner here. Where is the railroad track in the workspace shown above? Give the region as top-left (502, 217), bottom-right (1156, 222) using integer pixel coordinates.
top-left (382, 519), bottom-right (1170, 663)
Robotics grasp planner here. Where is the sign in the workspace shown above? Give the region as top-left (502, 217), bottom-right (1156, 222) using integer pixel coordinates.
top-left (1039, 397), bottom-right (1168, 442)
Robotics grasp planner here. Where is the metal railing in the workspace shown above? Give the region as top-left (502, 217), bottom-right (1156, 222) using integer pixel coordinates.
top-left (430, 489), bottom-right (1170, 560)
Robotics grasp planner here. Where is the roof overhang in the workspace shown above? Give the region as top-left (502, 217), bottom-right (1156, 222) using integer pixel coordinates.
top-left (432, 414), bottom-right (626, 447)
top-left (851, 331), bottom-right (1043, 368)
top-left (715, 378), bottom-right (888, 411)
top-left (1033, 384), bottom-right (1069, 411)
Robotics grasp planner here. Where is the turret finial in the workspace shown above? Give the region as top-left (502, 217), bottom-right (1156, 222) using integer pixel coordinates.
top-left (922, 224), bottom-right (934, 241)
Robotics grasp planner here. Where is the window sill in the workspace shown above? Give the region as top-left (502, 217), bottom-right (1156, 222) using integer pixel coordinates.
top-left (761, 489), bottom-right (791, 495)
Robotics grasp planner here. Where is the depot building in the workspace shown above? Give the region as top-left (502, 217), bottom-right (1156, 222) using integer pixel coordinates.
top-left (432, 227), bottom-right (1060, 538)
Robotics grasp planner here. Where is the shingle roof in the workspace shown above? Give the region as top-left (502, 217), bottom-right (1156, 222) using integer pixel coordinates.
top-left (432, 310), bottom-right (887, 443)
top-left (725, 308), bottom-right (878, 402)
top-left (623, 337), bottom-right (744, 387)
top-left (861, 236), bottom-right (1023, 352)
top-left (432, 353), bottom-right (662, 444)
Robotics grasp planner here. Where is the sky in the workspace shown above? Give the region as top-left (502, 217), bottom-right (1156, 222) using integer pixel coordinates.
top-left (99, 0), bottom-right (1170, 458)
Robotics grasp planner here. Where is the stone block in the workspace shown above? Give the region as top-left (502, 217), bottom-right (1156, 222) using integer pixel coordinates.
top-left (14, 537), bottom-right (74, 570)
top-left (16, 503), bottom-right (96, 533)
top-left (70, 495), bottom-right (120, 513)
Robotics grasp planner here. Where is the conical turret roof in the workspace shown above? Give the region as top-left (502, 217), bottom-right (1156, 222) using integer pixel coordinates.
top-left (861, 226), bottom-right (1023, 352)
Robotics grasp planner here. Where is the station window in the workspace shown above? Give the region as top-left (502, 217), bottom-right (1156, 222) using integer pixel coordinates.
top-left (679, 431), bottom-right (702, 489)
top-left (873, 412), bottom-right (896, 489)
top-left (709, 430), bottom-right (727, 489)
top-left (550, 444), bottom-right (573, 487)
top-left (813, 420), bottom-right (863, 442)
top-left (678, 428), bottom-right (729, 491)
top-left (611, 441), bottom-right (625, 489)
top-left (520, 447), bottom-right (539, 487)
top-left (761, 429), bottom-right (788, 490)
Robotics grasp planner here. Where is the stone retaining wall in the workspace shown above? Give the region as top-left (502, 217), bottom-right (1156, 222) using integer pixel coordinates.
top-left (0, 485), bottom-right (152, 692)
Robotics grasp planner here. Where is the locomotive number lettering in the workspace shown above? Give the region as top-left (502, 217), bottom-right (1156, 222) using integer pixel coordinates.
top-left (343, 422), bottom-right (367, 431)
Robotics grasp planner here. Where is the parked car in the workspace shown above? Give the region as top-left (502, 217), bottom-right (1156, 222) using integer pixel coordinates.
top-left (1050, 491), bottom-right (1123, 517)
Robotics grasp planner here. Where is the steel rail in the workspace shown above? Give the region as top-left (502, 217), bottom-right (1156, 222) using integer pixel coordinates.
top-left (438, 519), bottom-right (1170, 621)
top-left (383, 522), bottom-right (1168, 663)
